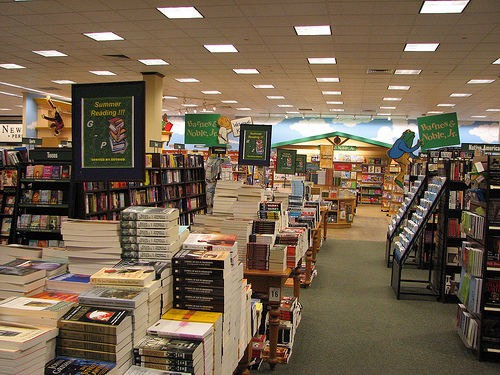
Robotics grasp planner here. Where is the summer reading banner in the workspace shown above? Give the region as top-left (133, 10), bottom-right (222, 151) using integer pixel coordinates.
top-left (276, 148), bottom-right (297, 174)
top-left (72, 81), bottom-right (145, 182)
top-left (238, 124), bottom-right (272, 166)
top-left (417, 112), bottom-right (460, 151)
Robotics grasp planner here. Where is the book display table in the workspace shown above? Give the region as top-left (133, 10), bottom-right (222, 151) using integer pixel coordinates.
top-left (243, 268), bottom-right (293, 370)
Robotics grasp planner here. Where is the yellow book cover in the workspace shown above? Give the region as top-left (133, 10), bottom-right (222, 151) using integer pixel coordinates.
top-left (90, 267), bottom-right (155, 287)
top-left (161, 308), bottom-right (222, 329)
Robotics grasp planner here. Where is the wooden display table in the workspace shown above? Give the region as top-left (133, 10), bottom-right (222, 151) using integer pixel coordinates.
top-left (243, 268), bottom-right (293, 370)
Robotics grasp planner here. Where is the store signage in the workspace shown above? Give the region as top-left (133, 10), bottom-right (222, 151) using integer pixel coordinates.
top-left (149, 140), bottom-right (162, 148)
top-left (334, 145), bottom-right (357, 151)
top-left (0, 123), bottom-right (23, 143)
top-left (295, 154), bottom-right (306, 173)
top-left (60, 140), bottom-right (72, 147)
top-left (334, 163), bottom-right (352, 171)
top-left (22, 137), bottom-right (42, 145)
top-left (29, 148), bottom-right (72, 162)
top-left (320, 145), bottom-right (333, 169)
top-left (276, 148), bottom-right (296, 174)
top-left (230, 116), bottom-right (253, 137)
top-left (417, 112), bottom-right (460, 151)
top-left (462, 143), bottom-right (500, 153)
top-left (184, 113), bottom-right (221, 146)
top-left (194, 144), bottom-right (206, 148)
top-left (174, 143), bottom-right (185, 150)
top-left (238, 124), bottom-right (272, 167)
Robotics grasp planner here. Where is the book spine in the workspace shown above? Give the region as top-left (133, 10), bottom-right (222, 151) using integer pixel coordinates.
top-left (173, 301), bottom-right (224, 313)
top-left (172, 268), bottom-right (225, 279)
top-left (173, 284), bottom-right (225, 296)
top-left (57, 346), bottom-right (117, 362)
top-left (59, 329), bottom-right (118, 344)
top-left (173, 276), bottom-right (226, 288)
top-left (77, 296), bottom-right (136, 309)
top-left (173, 293), bottom-right (226, 304)
top-left (58, 321), bottom-right (117, 336)
top-left (57, 338), bottom-right (119, 353)
top-left (133, 349), bottom-right (195, 360)
top-left (133, 355), bottom-right (195, 366)
top-left (136, 361), bottom-right (194, 373)
top-left (173, 258), bottom-right (225, 269)
top-left (90, 277), bottom-right (146, 287)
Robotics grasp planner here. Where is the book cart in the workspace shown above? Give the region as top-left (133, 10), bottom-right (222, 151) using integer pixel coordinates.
top-left (390, 175), bottom-right (448, 299)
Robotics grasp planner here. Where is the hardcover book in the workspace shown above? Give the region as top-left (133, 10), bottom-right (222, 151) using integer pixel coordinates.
top-left (46, 273), bottom-right (92, 293)
top-left (484, 278), bottom-right (500, 307)
top-left (172, 249), bottom-right (231, 270)
top-left (182, 233), bottom-right (238, 252)
top-left (133, 335), bottom-right (203, 360)
top-left (45, 356), bottom-right (117, 375)
top-left (78, 286), bottom-right (148, 308)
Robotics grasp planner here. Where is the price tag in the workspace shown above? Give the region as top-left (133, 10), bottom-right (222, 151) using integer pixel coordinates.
top-left (269, 287), bottom-right (281, 302)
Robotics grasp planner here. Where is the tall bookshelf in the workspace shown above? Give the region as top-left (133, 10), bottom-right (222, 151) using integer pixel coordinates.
top-left (359, 158), bottom-right (387, 205)
top-left (0, 167), bottom-right (18, 243)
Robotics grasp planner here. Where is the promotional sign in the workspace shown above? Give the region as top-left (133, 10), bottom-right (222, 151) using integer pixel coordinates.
top-left (320, 145), bottom-right (333, 169)
top-left (276, 148), bottom-right (297, 174)
top-left (0, 123), bottom-right (23, 143)
top-left (334, 163), bottom-right (352, 171)
top-left (417, 112), bottom-right (460, 151)
top-left (72, 81), bottom-right (145, 182)
top-left (230, 116), bottom-right (253, 137)
top-left (295, 154), bottom-right (307, 173)
top-left (238, 124), bottom-right (272, 166)
top-left (462, 143), bottom-right (500, 153)
top-left (184, 113), bottom-right (221, 146)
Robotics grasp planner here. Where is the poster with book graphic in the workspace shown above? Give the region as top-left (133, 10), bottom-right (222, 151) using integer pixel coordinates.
top-left (276, 148), bottom-right (296, 174)
top-left (238, 124), bottom-right (272, 166)
top-left (72, 81), bottom-right (145, 182)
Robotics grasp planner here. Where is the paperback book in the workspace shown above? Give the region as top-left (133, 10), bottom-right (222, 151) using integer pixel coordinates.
top-left (45, 356), bottom-right (117, 375)
top-left (0, 295), bottom-right (75, 319)
top-left (78, 286), bottom-right (148, 308)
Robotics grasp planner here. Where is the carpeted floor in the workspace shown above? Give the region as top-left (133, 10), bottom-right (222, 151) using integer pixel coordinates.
top-left (250, 206), bottom-right (500, 374)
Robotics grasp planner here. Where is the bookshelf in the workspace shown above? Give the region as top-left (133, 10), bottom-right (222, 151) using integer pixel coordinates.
top-left (0, 167), bottom-right (18, 244)
top-left (359, 158), bottom-right (387, 205)
top-left (324, 196), bottom-right (356, 228)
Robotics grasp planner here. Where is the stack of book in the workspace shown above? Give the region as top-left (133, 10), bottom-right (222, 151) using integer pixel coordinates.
top-left (246, 243), bottom-right (270, 271)
top-left (120, 206), bottom-right (185, 262)
top-left (0, 321), bottom-right (59, 375)
top-left (0, 244), bottom-right (43, 265)
top-left (268, 244), bottom-right (287, 272)
top-left (251, 219), bottom-right (279, 235)
top-left (0, 258), bottom-right (67, 300)
top-left (132, 334), bottom-right (204, 374)
top-left (275, 296), bottom-right (302, 351)
top-left (212, 180), bottom-right (242, 216)
top-left (45, 273), bottom-right (92, 294)
top-left (57, 304), bottom-right (133, 374)
top-left (60, 220), bottom-right (122, 275)
top-left (190, 214), bottom-right (224, 233)
top-left (232, 185), bottom-right (265, 220)
top-left (147, 319), bottom-right (214, 375)
top-left (220, 217), bottom-right (252, 266)
top-left (275, 227), bottom-right (308, 268)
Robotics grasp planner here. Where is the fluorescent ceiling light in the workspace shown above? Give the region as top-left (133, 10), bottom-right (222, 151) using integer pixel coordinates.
top-left (0, 108), bottom-right (12, 111)
top-left (486, 108), bottom-right (500, 112)
top-left (84, 32), bottom-right (123, 41)
top-left (295, 25), bottom-right (331, 36)
top-left (404, 43), bottom-right (439, 52)
top-left (204, 44), bottom-right (238, 53)
top-left (493, 58), bottom-right (500, 64)
top-left (236, 108), bottom-right (251, 111)
top-left (51, 80), bottom-right (75, 84)
top-left (380, 106), bottom-right (396, 109)
top-left (253, 84), bottom-right (274, 89)
top-left (428, 111), bottom-right (443, 114)
top-left (377, 113), bottom-right (391, 116)
top-left (182, 104), bottom-right (198, 107)
top-left (317, 78), bottom-right (339, 82)
top-left (471, 115), bottom-right (487, 118)
top-left (157, 6), bottom-right (203, 19)
top-left (394, 69), bottom-right (421, 75)
top-left (175, 78), bottom-right (199, 83)
top-left (383, 98), bottom-right (402, 101)
top-left (0, 82), bottom-right (70, 101)
top-left (0, 64), bottom-right (26, 69)
top-left (388, 86), bottom-right (410, 90)
top-left (322, 91), bottom-right (342, 95)
top-left (286, 111), bottom-right (300, 114)
top-left (89, 70), bottom-right (116, 75)
top-left (0, 91), bottom-right (22, 98)
top-left (308, 57), bottom-right (336, 64)
top-left (437, 103), bottom-right (455, 107)
top-left (450, 93), bottom-right (471, 97)
top-left (33, 50), bottom-right (67, 57)
top-left (163, 96), bottom-right (178, 99)
top-left (329, 109), bottom-right (344, 112)
top-left (139, 59), bottom-right (169, 66)
top-left (327, 101), bottom-right (343, 105)
top-left (278, 104), bottom-right (294, 108)
top-left (420, 1), bottom-right (469, 14)
top-left (201, 91), bottom-right (221, 95)
top-left (467, 79), bottom-right (495, 84)
top-left (267, 96), bottom-right (285, 100)
top-left (221, 100), bottom-right (238, 103)
top-left (233, 69), bottom-right (259, 74)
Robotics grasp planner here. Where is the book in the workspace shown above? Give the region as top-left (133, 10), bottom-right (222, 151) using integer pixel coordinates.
top-left (147, 319), bottom-right (213, 341)
top-left (61, 165), bottom-right (71, 179)
top-left (0, 321), bottom-right (58, 351)
top-left (42, 165), bottom-right (53, 179)
top-left (50, 165), bottom-right (61, 179)
top-left (46, 273), bottom-right (92, 293)
top-left (1, 169), bottom-right (17, 188)
top-left (78, 286), bottom-right (148, 308)
top-left (172, 249), bottom-right (231, 270)
top-left (124, 365), bottom-right (192, 375)
top-left (45, 356), bottom-right (117, 375)
top-left (182, 233), bottom-right (238, 252)
top-left (133, 335), bottom-right (203, 360)
top-left (1, 217), bottom-right (12, 235)
top-left (30, 290), bottom-right (79, 302)
top-left (58, 324), bottom-right (133, 345)
top-left (58, 304), bottom-right (132, 336)
top-left (121, 206), bottom-right (179, 221)
top-left (91, 267), bottom-right (156, 287)
top-left (25, 165), bottom-right (35, 179)
top-left (32, 165), bottom-right (43, 179)
top-left (484, 278), bottom-right (500, 308)
top-left (0, 259), bottom-right (47, 284)
top-left (0, 296), bottom-right (75, 319)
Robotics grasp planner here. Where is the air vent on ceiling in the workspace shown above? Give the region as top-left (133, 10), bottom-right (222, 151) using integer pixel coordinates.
top-left (218, 105), bottom-right (233, 109)
top-left (38, 87), bottom-right (61, 91)
top-left (367, 69), bottom-right (394, 74)
top-left (298, 108), bottom-right (313, 111)
top-left (361, 109), bottom-right (376, 113)
top-left (102, 54), bottom-right (131, 61)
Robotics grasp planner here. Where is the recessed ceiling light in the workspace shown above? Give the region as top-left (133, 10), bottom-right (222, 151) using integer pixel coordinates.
top-left (139, 59), bottom-right (169, 66)
top-left (204, 44), bottom-right (238, 53)
top-left (201, 91), bottom-right (222, 95)
top-left (233, 69), bottom-right (259, 74)
top-left (437, 103), bottom-right (456, 107)
top-left (32, 50), bottom-right (67, 57)
top-left (394, 69), bottom-right (421, 75)
top-left (236, 108), bottom-right (251, 111)
top-left (308, 57), bottom-right (336, 64)
top-left (157, 6), bottom-right (203, 19)
top-left (89, 70), bottom-right (116, 75)
top-left (377, 113), bottom-right (392, 116)
top-left (253, 84), bottom-right (274, 89)
top-left (175, 78), bottom-right (199, 83)
top-left (317, 78), bottom-right (339, 82)
top-left (286, 111), bottom-right (300, 114)
top-left (420, 1), bottom-right (469, 14)
top-left (0, 63), bottom-right (26, 69)
top-left (0, 91), bottom-right (22, 98)
top-left (267, 96), bottom-right (285, 100)
top-left (471, 115), bottom-right (487, 118)
top-left (294, 25), bottom-right (331, 36)
top-left (486, 108), bottom-right (500, 112)
top-left (404, 43), bottom-right (439, 52)
top-left (322, 91), bottom-right (342, 95)
top-left (182, 104), bottom-right (198, 107)
top-left (450, 93), bottom-right (472, 97)
top-left (162, 96), bottom-right (178, 100)
top-left (278, 105), bottom-right (294, 108)
top-left (327, 101), bottom-right (343, 105)
top-left (84, 32), bottom-right (124, 41)
top-left (0, 82), bottom-right (70, 100)
top-left (467, 79), bottom-right (495, 84)
top-left (428, 111), bottom-right (443, 114)
top-left (380, 106), bottom-right (396, 109)
top-left (493, 58), bottom-right (500, 64)
top-left (221, 100), bottom-right (238, 104)
top-left (329, 109), bottom-right (344, 112)
top-left (51, 80), bottom-right (75, 84)
top-left (383, 98), bottom-right (402, 101)
top-left (388, 86), bottom-right (410, 90)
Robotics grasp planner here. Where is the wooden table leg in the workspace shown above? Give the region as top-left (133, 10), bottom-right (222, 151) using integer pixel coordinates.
top-left (293, 261), bottom-right (301, 299)
top-left (233, 341), bottom-right (252, 375)
top-left (304, 247), bottom-right (312, 287)
top-left (311, 228), bottom-right (318, 263)
top-left (323, 212), bottom-right (328, 240)
top-left (267, 300), bottom-right (281, 370)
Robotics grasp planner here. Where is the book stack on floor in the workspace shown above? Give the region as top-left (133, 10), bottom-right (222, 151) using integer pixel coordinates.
top-left (146, 319), bottom-right (213, 375)
top-left (120, 206), bottom-right (187, 262)
top-left (232, 185), bottom-right (265, 220)
top-left (60, 220), bottom-right (122, 275)
top-left (0, 258), bottom-right (67, 301)
top-left (57, 304), bottom-right (133, 374)
top-left (220, 217), bottom-right (253, 266)
top-left (272, 295), bottom-right (302, 362)
top-left (0, 321), bottom-right (59, 375)
top-left (212, 180), bottom-right (242, 216)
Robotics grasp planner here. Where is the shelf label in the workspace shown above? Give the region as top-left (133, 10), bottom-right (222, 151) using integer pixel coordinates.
top-left (269, 287), bottom-right (281, 302)
top-left (334, 145), bottom-right (356, 151)
top-left (174, 143), bottom-right (185, 150)
top-left (22, 137), bottom-right (42, 145)
top-left (149, 140), bottom-right (163, 148)
top-left (60, 140), bottom-right (72, 147)
top-left (29, 148), bottom-right (72, 162)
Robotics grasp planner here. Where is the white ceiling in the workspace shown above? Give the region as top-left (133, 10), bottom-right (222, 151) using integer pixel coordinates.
top-left (0, 0), bottom-right (499, 122)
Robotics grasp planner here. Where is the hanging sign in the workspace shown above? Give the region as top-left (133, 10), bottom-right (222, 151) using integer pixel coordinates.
top-left (417, 112), bottom-right (460, 151)
top-left (276, 148), bottom-right (297, 174)
top-left (295, 154), bottom-right (307, 173)
top-left (238, 124), bottom-right (272, 166)
top-left (0, 123), bottom-right (23, 143)
top-left (184, 113), bottom-right (221, 146)
top-left (320, 145), bottom-right (333, 169)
